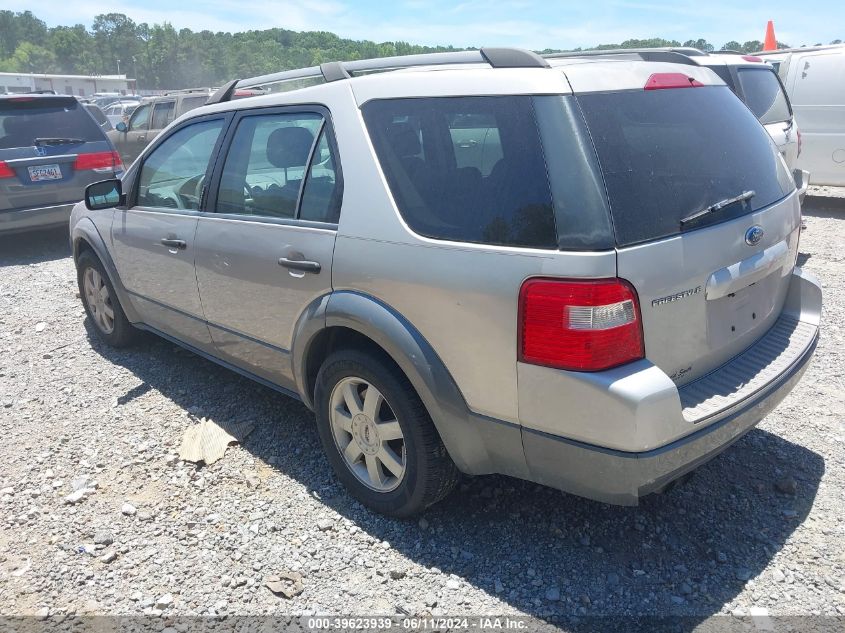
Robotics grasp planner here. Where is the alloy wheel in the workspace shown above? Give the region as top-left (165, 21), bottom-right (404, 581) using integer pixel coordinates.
top-left (83, 267), bottom-right (115, 334)
top-left (329, 377), bottom-right (406, 492)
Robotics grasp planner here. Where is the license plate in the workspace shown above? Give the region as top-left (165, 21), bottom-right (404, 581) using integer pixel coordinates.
top-left (28, 164), bottom-right (62, 182)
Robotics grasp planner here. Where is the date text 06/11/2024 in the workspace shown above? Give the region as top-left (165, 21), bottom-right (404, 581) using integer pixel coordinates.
top-left (306, 617), bottom-right (529, 630)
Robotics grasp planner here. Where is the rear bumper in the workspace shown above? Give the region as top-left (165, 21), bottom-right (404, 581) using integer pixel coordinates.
top-left (518, 268), bottom-right (821, 505)
top-left (522, 328), bottom-right (816, 504)
top-left (794, 169), bottom-right (810, 203)
top-left (0, 203), bottom-right (75, 234)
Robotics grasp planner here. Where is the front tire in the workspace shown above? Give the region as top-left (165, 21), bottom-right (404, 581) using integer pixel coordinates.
top-left (314, 349), bottom-right (458, 517)
top-left (76, 250), bottom-right (137, 347)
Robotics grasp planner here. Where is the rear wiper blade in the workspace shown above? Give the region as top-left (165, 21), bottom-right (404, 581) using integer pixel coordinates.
top-left (680, 190), bottom-right (755, 226)
top-left (34, 137), bottom-right (85, 146)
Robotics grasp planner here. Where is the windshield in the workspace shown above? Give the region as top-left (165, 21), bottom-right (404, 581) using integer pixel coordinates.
top-left (576, 86), bottom-right (794, 246)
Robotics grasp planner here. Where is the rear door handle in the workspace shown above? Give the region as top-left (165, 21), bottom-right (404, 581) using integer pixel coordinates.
top-left (278, 257), bottom-right (321, 274)
top-left (161, 238), bottom-right (187, 250)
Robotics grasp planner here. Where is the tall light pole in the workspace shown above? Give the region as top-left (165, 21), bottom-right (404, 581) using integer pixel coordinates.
top-left (132, 56), bottom-right (138, 94)
top-left (117, 59), bottom-right (121, 75)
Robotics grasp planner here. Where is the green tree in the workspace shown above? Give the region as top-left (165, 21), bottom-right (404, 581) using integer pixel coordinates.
top-left (0, 11), bottom-right (48, 58)
top-left (0, 41), bottom-right (57, 73)
top-left (721, 41), bottom-right (742, 51)
top-left (48, 25), bottom-right (92, 74)
top-left (91, 13), bottom-right (139, 75)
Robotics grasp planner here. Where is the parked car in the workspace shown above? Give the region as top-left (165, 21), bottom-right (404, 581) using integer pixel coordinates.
top-left (70, 48), bottom-right (820, 516)
top-left (757, 44), bottom-right (845, 186)
top-left (559, 48), bottom-right (807, 195)
top-left (102, 100), bottom-right (138, 128)
top-left (107, 90), bottom-right (211, 165)
top-left (91, 93), bottom-right (138, 109)
top-left (1, 94), bottom-right (123, 234)
top-left (83, 103), bottom-right (113, 131)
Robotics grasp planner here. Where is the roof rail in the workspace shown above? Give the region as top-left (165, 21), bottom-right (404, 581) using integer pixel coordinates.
top-left (755, 43), bottom-right (845, 55)
top-left (164, 87), bottom-right (213, 96)
top-left (543, 49), bottom-right (700, 66)
top-left (206, 47), bottom-right (549, 104)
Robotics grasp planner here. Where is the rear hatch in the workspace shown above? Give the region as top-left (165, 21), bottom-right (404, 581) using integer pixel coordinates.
top-left (0, 96), bottom-right (122, 213)
top-left (574, 81), bottom-right (798, 385)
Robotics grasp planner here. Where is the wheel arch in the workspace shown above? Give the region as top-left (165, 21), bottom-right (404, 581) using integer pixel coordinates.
top-left (292, 290), bottom-right (527, 476)
top-left (72, 218), bottom-right (140, 323)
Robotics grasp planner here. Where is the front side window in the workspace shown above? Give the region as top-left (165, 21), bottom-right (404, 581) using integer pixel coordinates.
top-left (217, 112), bottom-right (339, 221)
top-left (736, 68), bottom-right (791, 124)
top-left (137, 119), bottom-right (224, 210)
top-left (362, 96), bottom-right (557, 249)
top-left (128, 104), bottom-right (150, 131)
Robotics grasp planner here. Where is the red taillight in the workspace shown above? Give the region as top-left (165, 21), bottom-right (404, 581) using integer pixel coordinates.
top-left (644, 73), bottom-right (704, 90)
top-left (742, 55), bottom-right (764, 62)
top-left (797, 129), bottom-right (802, 157)
top-left (0, 161), bottom-right (14, 179)
top-left (73, 151), bottom-right (123, 173)
top-left (519, 278), bottom-right (644, 372)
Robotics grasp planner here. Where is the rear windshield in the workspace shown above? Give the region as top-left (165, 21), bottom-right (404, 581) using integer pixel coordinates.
top-left (736, 68), bottom-right (791, 124)
top-left (0, 98), bottom-right (104, 149)
top-left (577, 86), bottom-right (794, 246)
top-left (361, 95), bottom-right (614, 250)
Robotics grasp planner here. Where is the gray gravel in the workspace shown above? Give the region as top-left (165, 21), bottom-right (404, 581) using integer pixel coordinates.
top-left (0, 194), bottom-right (844, 626)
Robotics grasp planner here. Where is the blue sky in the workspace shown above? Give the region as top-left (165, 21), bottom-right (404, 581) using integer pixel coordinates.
top-left (9, 0), bottom-right (843, 49)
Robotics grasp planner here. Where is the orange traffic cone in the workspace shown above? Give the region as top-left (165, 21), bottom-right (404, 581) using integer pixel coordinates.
top-left (763, 20), bottom-right (777, 51)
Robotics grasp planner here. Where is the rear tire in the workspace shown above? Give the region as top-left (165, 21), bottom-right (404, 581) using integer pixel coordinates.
top-left (76, 250), bottom-right (137, 348)
top-left (314, 348), bottom-right (459, 517)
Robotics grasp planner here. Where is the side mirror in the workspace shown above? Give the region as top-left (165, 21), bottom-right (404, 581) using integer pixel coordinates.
top-left (116, 121), bottom-right (127, 133)
top-left (85, 179), bottom-right (123, 210)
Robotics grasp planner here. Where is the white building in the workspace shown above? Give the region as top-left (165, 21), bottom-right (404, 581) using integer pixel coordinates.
top-left (0, 72), bottom-right (136, 97)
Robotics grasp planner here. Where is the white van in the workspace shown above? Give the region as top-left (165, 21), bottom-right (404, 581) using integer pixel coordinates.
top-left (758, 45), bottom-right (845, 186)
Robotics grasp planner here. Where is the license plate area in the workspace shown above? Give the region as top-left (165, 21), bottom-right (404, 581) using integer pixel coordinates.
top-left (27, 164), bottom-right (62, 182)
top-left (707, 272), bottom-right (780, 347)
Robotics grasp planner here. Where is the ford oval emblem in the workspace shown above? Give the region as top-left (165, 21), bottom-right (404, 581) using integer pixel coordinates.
top-left (745, 225), bottom-right (764, 246)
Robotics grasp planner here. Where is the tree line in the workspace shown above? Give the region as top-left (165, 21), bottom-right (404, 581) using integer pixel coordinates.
top-left (1, 10), bottom-right (842, 90)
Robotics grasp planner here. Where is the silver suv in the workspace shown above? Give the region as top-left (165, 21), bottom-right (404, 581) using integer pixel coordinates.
top-left (70, 48), bottom-right (821, 517)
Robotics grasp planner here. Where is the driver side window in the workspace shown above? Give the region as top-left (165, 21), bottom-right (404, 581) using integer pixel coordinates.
top-left (137, 119), bottom-right (224, 210)
top-left (128, 103), bottom-right (151, 132)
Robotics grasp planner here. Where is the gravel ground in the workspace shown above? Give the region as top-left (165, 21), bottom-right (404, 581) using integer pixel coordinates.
top-left (0, 194), bottom-right (843, 629)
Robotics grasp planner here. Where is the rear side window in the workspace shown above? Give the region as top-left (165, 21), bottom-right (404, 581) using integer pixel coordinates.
top-left (578, 86), bottom-right (794, 247)
top-left (0, 98), bottom-right (104, 149)
top-left (180, 96), bottom-right (209, 114)
top-left (736, 68), bottom-right (791, 124)
top-left (362, 96), bottom-right (557, 249)
top-left (151, 101), bottom-right (176, 129)
top-left (216, 112), bottom-right (340, 222)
